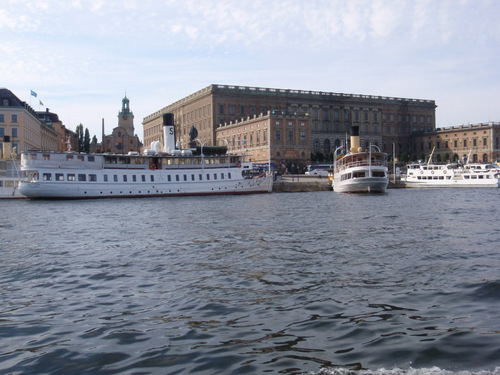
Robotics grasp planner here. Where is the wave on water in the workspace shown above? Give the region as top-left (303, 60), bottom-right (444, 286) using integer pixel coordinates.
top-left (312, 367), bottom-right (500, 375)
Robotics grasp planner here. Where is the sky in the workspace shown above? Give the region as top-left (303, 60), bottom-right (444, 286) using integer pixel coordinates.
top-left (2, 0), bottom-right (499, 142)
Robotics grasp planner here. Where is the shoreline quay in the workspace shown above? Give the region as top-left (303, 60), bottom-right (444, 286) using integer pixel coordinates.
top-left (272, 175), bottom-right (405, 192)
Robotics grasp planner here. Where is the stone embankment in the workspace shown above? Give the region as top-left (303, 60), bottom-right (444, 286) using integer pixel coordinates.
top-left (273, 175), bottom-right (331, 192)
top-left (272, 175), bottom-right (406, 192)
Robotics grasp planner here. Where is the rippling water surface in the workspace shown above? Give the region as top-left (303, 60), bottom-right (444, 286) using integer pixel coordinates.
top-left (1, 189), bottom-right (500, 375)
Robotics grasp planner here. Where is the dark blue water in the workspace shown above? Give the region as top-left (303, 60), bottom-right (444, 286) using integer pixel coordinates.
top-left (1, 189), bottom-right (500, 375)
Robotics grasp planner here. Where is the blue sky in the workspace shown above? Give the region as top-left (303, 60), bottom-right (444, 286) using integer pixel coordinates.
top-left (2, 0), bottom-right (499, 141)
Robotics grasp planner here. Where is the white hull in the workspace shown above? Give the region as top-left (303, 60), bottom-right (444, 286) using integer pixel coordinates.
top-left (333, 176), bottom-right (389, 193)
top-left (19, 174), bottom-right (272, 198)
top-left (405, 162), bottom-right (500, 188)
top-left (19, 151), bottom-right (273, 199)
top-left (404, 180), bottom-right (500, 188)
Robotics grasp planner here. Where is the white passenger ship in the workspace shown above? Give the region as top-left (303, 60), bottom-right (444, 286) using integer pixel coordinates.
top-left (19, 114), bottom-right (273, 199)
top-left (332, 126), bottom-right (389, 193)
top-left (405, 161), bottom-right (500, 188)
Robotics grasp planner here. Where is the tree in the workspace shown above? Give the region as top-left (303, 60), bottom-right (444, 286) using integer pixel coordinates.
top-left (84, 128), bottom-right (90, 153)
top-left (75, 124), bottom-right (84, 152)
top-left (91, 135), bottom-right (98, 145)
top-left (398, 152), bottom-right (409, 164)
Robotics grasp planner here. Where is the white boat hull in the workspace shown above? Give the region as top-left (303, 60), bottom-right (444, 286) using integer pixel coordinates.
top-left (19, 175), bottom-right (272, 199)
top-left (333, 176), bottom-right (388, 193)
top-left (404, 179), bottom-right (500, 188)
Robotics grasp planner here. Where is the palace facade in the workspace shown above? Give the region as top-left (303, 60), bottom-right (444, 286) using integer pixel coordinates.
top-left (412, 122), bottom-right (500, 163)
top-left (143, 84), bottom-right (436, 171)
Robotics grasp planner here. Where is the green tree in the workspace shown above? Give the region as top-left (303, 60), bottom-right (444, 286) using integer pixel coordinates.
top-left (84, 128), bottom-right (90, 153)
top-left (75, 124), bottom-right (84, 152)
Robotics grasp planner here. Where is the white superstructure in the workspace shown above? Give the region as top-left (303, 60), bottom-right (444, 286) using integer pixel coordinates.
top-left (18, 114), bottom-right (273, 199)
top-left (332, 126), bottom-right (389, 193)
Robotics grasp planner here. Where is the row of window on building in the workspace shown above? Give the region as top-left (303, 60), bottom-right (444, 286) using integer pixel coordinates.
top-left (217, 105), bottom-right (433, 124)
top-left (0, 114), bottom-right (19, 123)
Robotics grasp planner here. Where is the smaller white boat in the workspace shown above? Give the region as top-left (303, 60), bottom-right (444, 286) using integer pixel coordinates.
top-left (404, 148), bottom-right (500, 188)
top-left (405, 161), bottom-right (500, 188)
top-left (332, 126), bottom-right (389, 193)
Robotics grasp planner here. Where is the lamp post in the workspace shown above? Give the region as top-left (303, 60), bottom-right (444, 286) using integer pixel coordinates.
top-left (221, 138), bottom-right (229, 167)
top-left (195, 138), bottom-right (204, 169)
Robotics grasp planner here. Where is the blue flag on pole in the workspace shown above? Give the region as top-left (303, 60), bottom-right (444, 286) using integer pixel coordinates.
top-left (31, 90), bottom-right (37, 97)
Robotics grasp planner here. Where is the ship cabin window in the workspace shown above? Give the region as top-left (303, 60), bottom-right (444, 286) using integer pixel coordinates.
top-left (372, 171), bottom-right (385, 177)
top-left (78, 174), bottom-right (86, 181)
top-left (183, 175), bottom-right (188, 181)
top-left (199, 174), bottom-right (203, 180)
top-left (43, 173), bottom-right (52, 181)
top-left (66, 155), bottom-right (73, 161)
top-left (228, 173), bottom-right (232, 179)
top-left (56, 173), bottom-right (64, 181)
top-left (68, 174), bottom-right (76, 181)
top-left (167, 175), bottom-right (171, 182)
top-left (43, 154), bottom-right (50, 160)
top-left (88, 156), bottom-right (95, 162)
top-left (206, 174), bottom-right (210, 180)
top-left (118, 157), bottom-right (128, 164)
top-left (77, 156), bottom-right (84, 162)
top-left (150, 175), bottom-right (154, 182)
top-left (142, 175), bottom-right (146, 182)
top-left (176, 175), bottom-right (180, 182)
top-left (132, 175), bottom-right (136, 182)
top-left (353, 171), bottom-right (365, 178)
top-left (104, 174), bottom-right (108, 182)
top-left (213, 173), bottom-right (217, 180)
top-left (89, 174), bottom-right (97, 182)
top-left (30, 154), bottom-right (37, 160)
top-left (191, 174), bottom-right (195, 181)
top-left (114, 175), bottom-right (118, 182)
top-left (220, 173), bottom-right (224, 179)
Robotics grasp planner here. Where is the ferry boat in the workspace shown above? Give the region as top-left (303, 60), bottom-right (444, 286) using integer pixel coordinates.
top-left (18, 114), bottom-right (273, 199)
top-left (405, 161), bottom-right (500, 188)
top-left (0, 136), bottom-right (26, 199)
top-left (332, 126), bottom-right (389, 193)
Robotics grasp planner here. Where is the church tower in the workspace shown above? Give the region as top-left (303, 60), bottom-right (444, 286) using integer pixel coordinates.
top-left (118, 95), bottom-right (135, 135)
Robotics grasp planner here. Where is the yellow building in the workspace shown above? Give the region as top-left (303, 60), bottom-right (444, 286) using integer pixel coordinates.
top-left (0, 88), bottom-right (42, 155)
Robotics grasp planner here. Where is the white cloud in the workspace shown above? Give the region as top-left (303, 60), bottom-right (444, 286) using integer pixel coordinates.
top-left (1, 0), bottom-right (499, 138)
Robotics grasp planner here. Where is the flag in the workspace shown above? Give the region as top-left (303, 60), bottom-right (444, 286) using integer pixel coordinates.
top-left (39, 100), bottom-right (44, 106)
top-left (31, 90), bottom-right (37, 97)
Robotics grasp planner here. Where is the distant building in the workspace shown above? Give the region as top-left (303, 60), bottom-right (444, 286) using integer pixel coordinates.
top-left (36, 108), bottom-right (77, 152)
top-left (411, 122), bottom-right (500, 163)
top-left (92, 95), bottom-right (142, 154)
top-left (143, 84), bottom-right (436, 171)
top-left (0, 88), bottom-right (42, 155)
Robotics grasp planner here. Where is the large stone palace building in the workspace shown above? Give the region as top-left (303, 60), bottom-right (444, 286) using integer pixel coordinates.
top-left (143, 84), bottom-right (437, 171)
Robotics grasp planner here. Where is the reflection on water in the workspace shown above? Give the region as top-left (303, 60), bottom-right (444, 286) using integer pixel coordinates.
top-left (1, 189), bottom-right (500, 374)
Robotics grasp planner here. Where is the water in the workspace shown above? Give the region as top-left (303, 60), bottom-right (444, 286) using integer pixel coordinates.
top-left (1, 189), bottom-right (500, 375)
